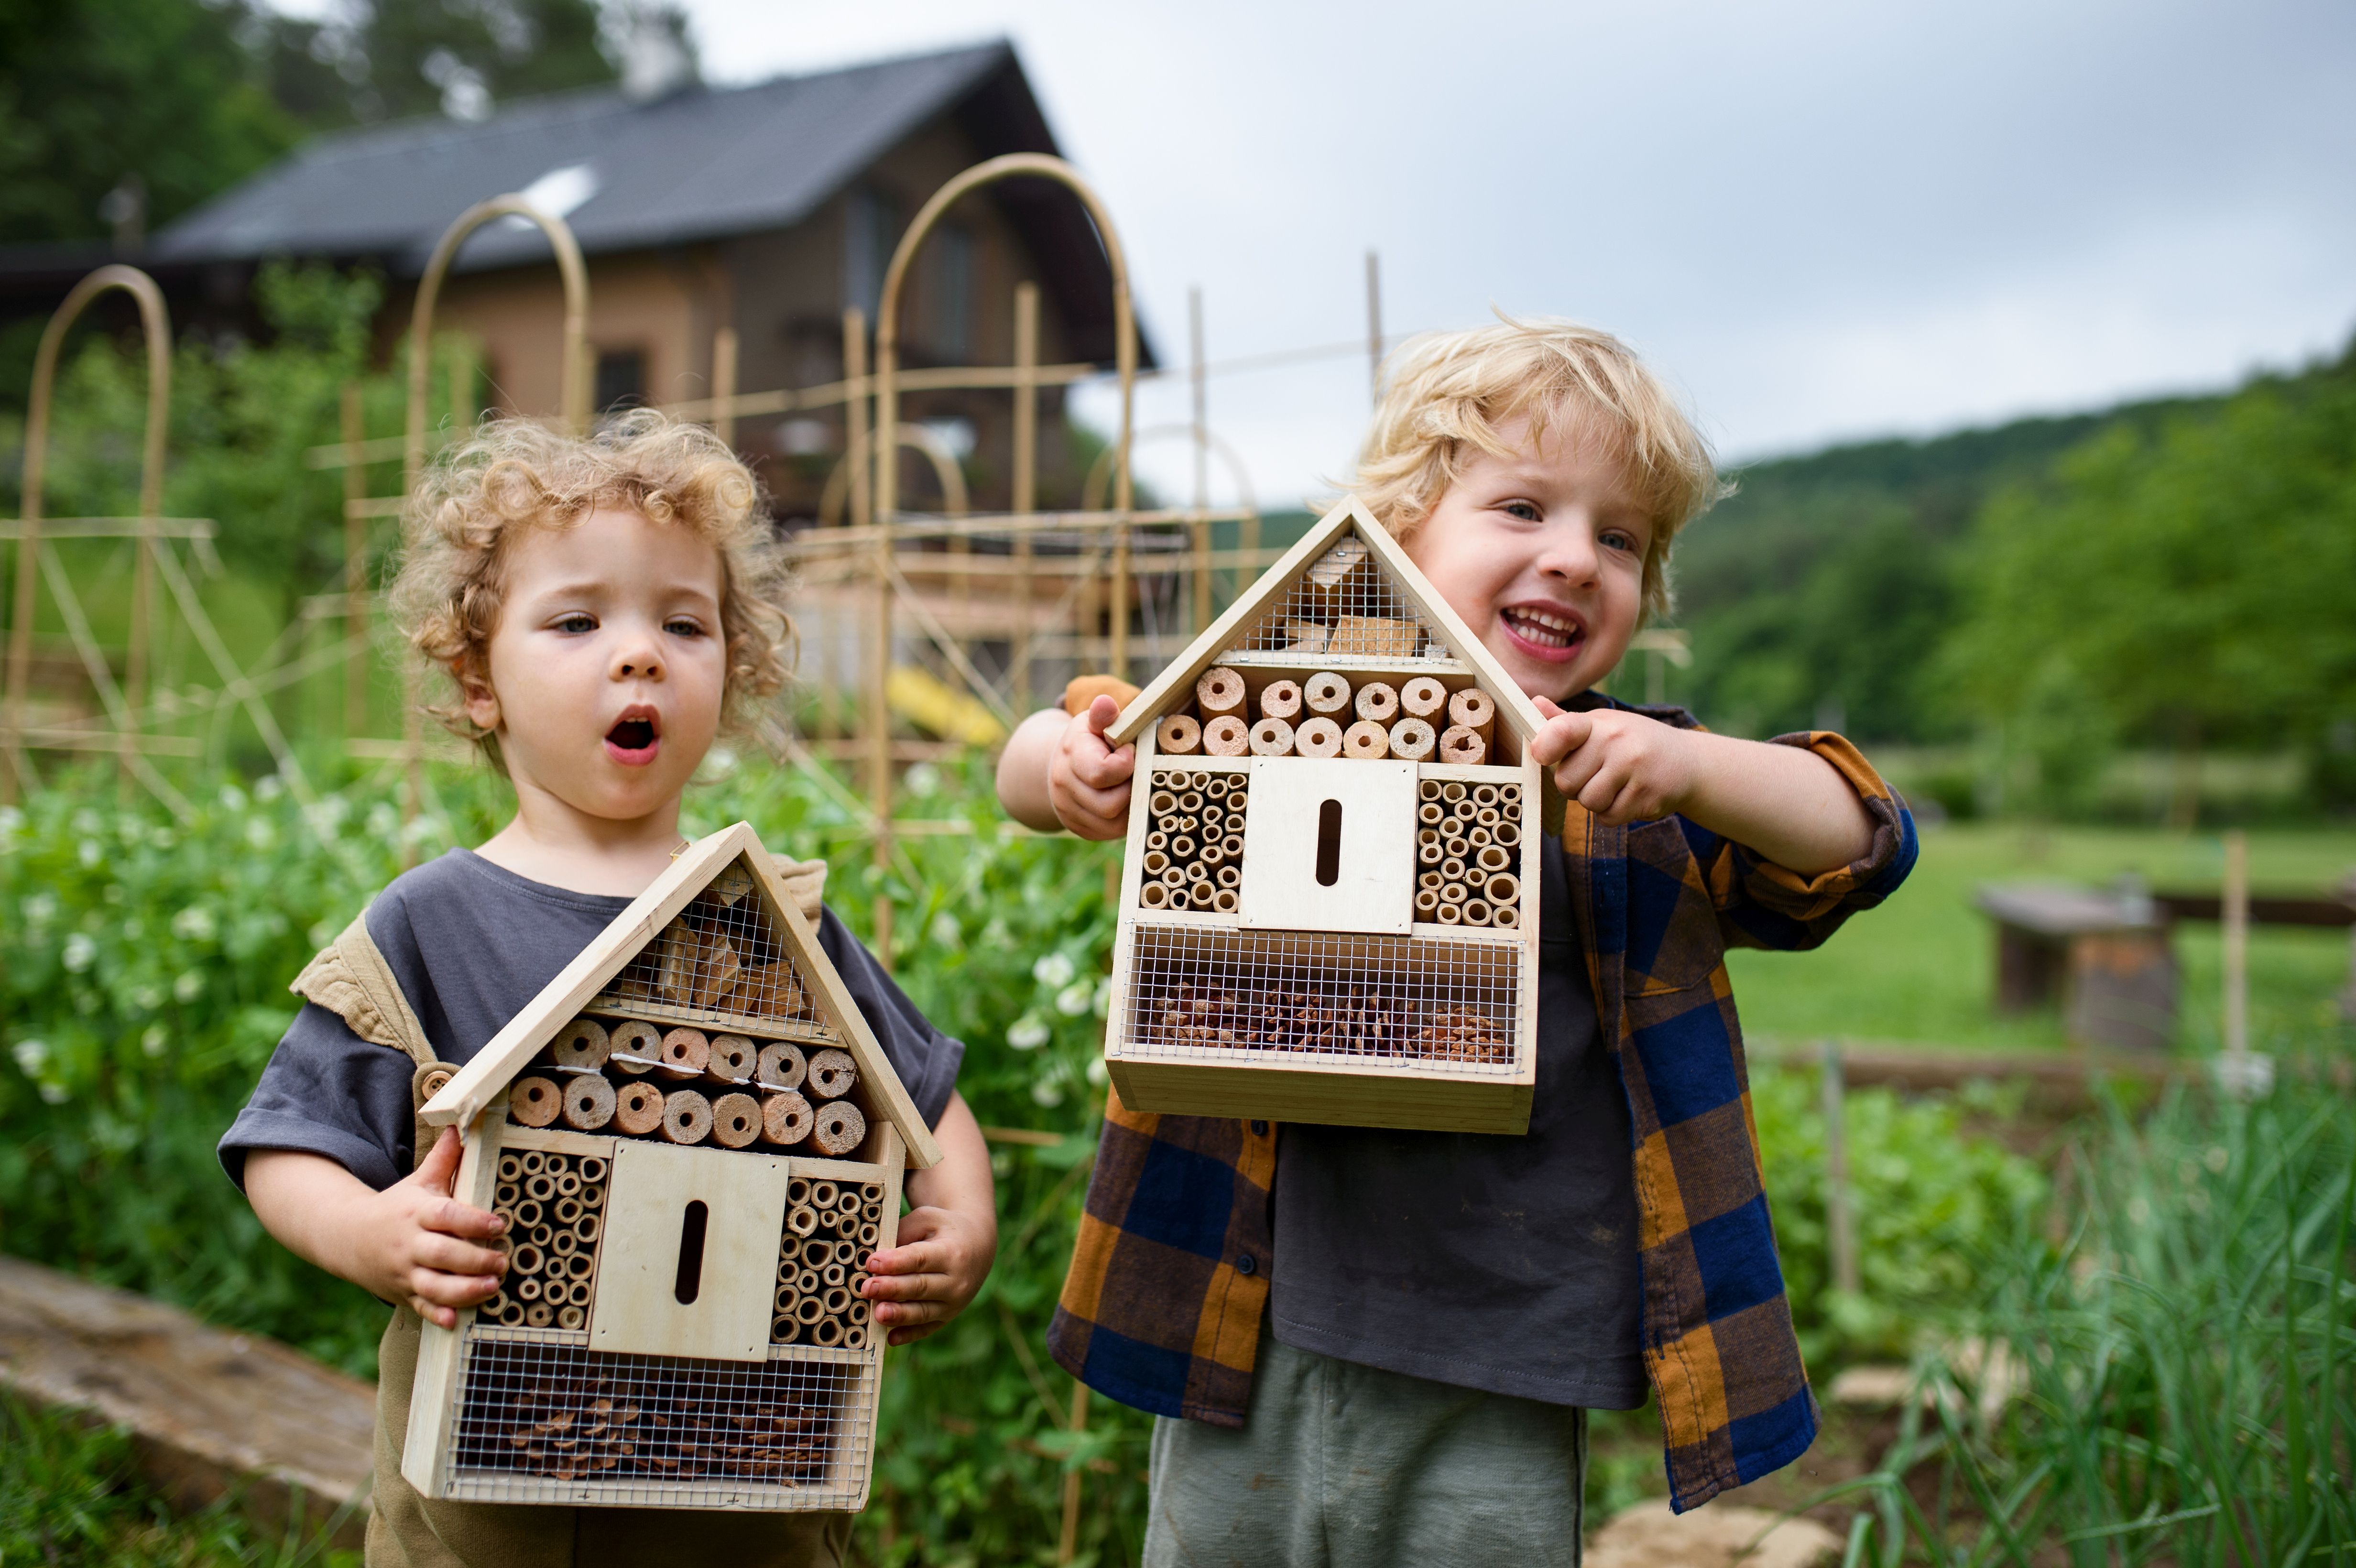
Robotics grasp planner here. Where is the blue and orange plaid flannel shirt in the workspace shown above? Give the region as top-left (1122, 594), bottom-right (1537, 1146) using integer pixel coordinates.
top-left (1048, 708), bottom-right (1919, 1513)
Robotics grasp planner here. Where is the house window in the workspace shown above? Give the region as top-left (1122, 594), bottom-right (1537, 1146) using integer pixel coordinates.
top-left (596, 349), bottom-right (645, 413)
top-left (933, 221), bottom-right (974, 361)
top-left (843, 185), bottom-right (904, 323)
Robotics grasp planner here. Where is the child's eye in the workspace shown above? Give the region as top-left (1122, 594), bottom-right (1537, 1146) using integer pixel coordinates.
top-left (665, 618), bottom-right (706, 639)
top-left (1601, 530), bottom-right (1638, 554)
top-left (555, 613), bottom-right (596, 634)
top-left (1501, 501), bottom-right (1543, 523)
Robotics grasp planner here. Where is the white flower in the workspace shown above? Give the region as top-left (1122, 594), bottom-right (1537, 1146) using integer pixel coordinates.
top-left (174, 969), bottom-right (206, 1003)
top-left (12, 1038), bottom-right (48, 1075)
top-left (905, 762), bottom-right (942, 798)
top-left (1085, 1055), bottom-right (1109, 1086)
top-left (1056, 980), bottom-right (1092, 1017)
top-left (77, 839), bottom-right (102, 867)
top-left (172, 907), bottom-right (217, 942)
top-left (151, 828), bottom-right (175, 850)
top-left (62, 933), bottom-right (96, 972)
top-left (366, 802), bottom-right (399, 838)
top-left (37, 1082), bottom-right (68, 1104)
top-left (0, 805), bottom-right (22, 841)
top-left (133, 986), bottom-right (164, 1011)
top-left (244, 817), bottom-right (275, 850)
top-left (22, 893), bottom-right (55, 926)
top-left (1029, 1078), bottom-right (1065, 1108)
top-left (1032, 952), bottom-right (1076, 989)
top-left (929, 913), bottom-right (962, 949)
top-left (217, 784), bottom-right (247, 811)
top-left (1006, 1016), bottom-right (1051, 1051)
top-left (254, 774), bottom-right (284, 801)
top-left (141, 1024), bottom-right (167, 1057)
top-left (71, 809), bottom-right (101, 835)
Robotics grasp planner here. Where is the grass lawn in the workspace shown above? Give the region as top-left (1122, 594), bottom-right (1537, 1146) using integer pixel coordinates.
top-left (1727, 822), bottom-right (2356, 1055)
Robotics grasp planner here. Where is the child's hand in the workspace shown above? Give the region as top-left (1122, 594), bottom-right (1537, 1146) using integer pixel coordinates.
top-left (354, 1127), bottom-right (509, 1328)
top-left (1529, 697), bottom-right (1700, 826)
top-left (1047, 694), bottom-right (1135, 840)
top-left (862, 1203), bottom-right (994, 1346)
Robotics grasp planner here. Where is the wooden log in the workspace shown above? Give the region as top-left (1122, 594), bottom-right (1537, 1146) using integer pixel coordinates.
top-left (1304, 671), bottom-right (1352, 717)
top-left (1250, 717), bottom-right (1296, 756)
top-left (1343, 720), bottom-right (1391, 760)
top-left (1156, 714), bottom-right (1203, 755)
top-left (1353, 681), bottom-right (1399, 723)
top-left (1447, 687), bottom-right (1495, 745)
top-left (613, 1079), bottom-right (665, 1135)
top-left (1196, 666), bottom-right (1246, 720)
top-left (508, 1076), bottom-right (560, 1127)
top-left (1329, 616), bottom-right (1422, 658)
top-left (561, 1073), bottom-right (616, 1131)
top-left (1439, 725), bottom-right (1488, 765)
top-left (707, 1033), bottom-right (757, 1082)
top-left (657, 1027), bottom-right (709, 1080)
top-left (1204, 715), bottom-right (1251, 756)
top-left (609, 1020), bottom-right (662, 1076)
top-left (710, 1092), bottom-right (763, 1149)
top-left (807, 1047), bottom-right (859, 1100)
top-left (762, 1089), bottom-right (813, 1146)
top-left (552, 1018), bottom-right (610, 1070)
top-left (1299, 537), bottom-right (1369, 620)
top-left (1284, 621), bottom-right (1330, 655)
top-left (1400, 676), bottom-right (1448, 719)
top-left (1388, 717), bottom-right (1436, 761)
top-left (812, 1100), bottom-right (866, 1157)
top-left (660, 1089), bottom-right (712, 1145)
top-left (756, 1041), bottom-right (807, 1092)
top-left (1296, 717), bottom-right (1343, 758)
top-left (1259, 679), bottom-right (1302, 722)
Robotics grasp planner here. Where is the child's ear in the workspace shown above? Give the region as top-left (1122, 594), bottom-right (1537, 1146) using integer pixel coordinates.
top-left (456, 657), bottom-right (501, 734)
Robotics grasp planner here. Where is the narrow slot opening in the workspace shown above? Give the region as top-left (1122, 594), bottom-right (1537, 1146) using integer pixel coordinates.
top-left (1315, 799), bottom-right (1343, 886)
top-left (673, 1200), bottom-right (709, 1304)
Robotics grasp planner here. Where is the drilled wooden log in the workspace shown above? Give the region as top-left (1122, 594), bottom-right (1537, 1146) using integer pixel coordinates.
top-left (1400, 675), bottom-right (1449, 720)
top-left (611, 1080), bottom-right (664, 1135)
top-left (551, 1018), bottom-right (610, 1071)
top-left (660, 1089), bottom-right (712, 1145)
top-left (508, 1076), bottom-right (560, 1127)
top-left (1439, 725), bottom-right (1488, 765)
top-left (1296, 717), bottom-right (1343, 758)
top-left (1250, 717), bottom-right (1295, 756)
top-left (756, 1041), bottom-right (807, 1092)
top-left (1196, 666), bottom-right (1247, 720)
top-left (807, 1047), bottom-right (859, 1100)
top-left (1448, 687), bottom-right (1495, 745)
top-left (1353, 681), bottom-right (1398, 724)
top-left (1259, 679), bottom-right (1302, 722)
top-left (657, 1027), bottom-right (709, 1080)
top-left (1343, 720), bottom-right (1390, 760)
top-left (1203, 715), bottom-right (1251, 756)
top-left (561, 1073), bottom-right (615, 1131)
top-left (762, 1089), bottom-right (813, 1147)
top-left (707, 1033), bottom-right (757, 1082)
top-left (608, 1020), bottom-right (662, 1075)
top-left (1304, 671), bottom-right (1352, 717)
top-left (1388, 717), bottom-right (1436, 761)
top-left (1157, 714), bottom-right (1203, 755)
top-left (811, 1100), bottom-right (866, 1157)
top-left (710, 1091), bottom-right (763, 1149)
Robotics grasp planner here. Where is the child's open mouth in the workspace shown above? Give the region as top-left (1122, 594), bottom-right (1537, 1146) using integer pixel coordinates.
top-left (604, 709), bottom-right (661, 765)
top-left (1500, 605), bottom-right (1584, 661)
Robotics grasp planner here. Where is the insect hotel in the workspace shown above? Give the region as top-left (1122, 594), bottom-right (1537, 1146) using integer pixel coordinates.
top-left (1104, 496), bottom-right (1548, 1134)
top-left (404, 823), bottom-right (942, 1512)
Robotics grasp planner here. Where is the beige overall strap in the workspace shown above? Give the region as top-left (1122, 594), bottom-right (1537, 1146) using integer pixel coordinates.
top-left (289, 912), bottom-right (435, 1066)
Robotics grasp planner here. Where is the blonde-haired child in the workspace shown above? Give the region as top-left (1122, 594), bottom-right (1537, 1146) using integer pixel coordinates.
top-left (1000, 318), bottom-right (1917, 1563)
top-left (224, 412), bottom-right (996, 1568)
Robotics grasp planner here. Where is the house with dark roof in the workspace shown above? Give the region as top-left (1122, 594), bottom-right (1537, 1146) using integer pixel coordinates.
top-left (142, 40), bottom-right (1151, 518)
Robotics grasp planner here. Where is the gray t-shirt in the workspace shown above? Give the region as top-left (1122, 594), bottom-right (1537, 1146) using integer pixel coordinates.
top-left (219, 849), bottom-right (964, 1191)
top-left (1269, 832), bottom-right (1646, 1409)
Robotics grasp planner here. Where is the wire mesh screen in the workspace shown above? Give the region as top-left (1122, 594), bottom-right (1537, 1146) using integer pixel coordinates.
top-left (443, 1333), bottom-right (875, 1509)
top-left (1227, 538), bottom-right (1453, 665)
top-left (1136, 766), bottom-right (1248, 914)
top-left (598, 861), bottom-right (831, 1035)
top-left (1121, 922), bottom-right (1522, 1072)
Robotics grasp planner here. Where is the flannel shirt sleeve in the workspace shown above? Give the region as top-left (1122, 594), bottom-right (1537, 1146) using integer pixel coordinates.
top-left (1689, 732), bottom-right (1918, 953)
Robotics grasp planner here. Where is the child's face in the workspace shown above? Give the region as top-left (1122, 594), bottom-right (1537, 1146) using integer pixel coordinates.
top-left (1403, 415), bottom-right (1651, 705)
top-left (464, 506), bottom-right (728, 827)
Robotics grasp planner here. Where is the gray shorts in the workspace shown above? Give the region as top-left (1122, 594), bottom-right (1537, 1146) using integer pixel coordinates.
top-left (1143, 1328), bottom-right (1588, 1568)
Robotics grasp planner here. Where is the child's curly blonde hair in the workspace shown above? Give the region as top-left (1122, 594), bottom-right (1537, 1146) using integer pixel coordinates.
top-left (390, 410), bottom-right (794, 769)
top-left (1350, 315), bottom-right (1725, 620)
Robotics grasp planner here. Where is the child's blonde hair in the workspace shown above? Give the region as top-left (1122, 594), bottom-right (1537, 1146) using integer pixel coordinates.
top-left (1350, 315), bottom-right (1724, 619)
top-left (391, 410), bottom-right (794, 769)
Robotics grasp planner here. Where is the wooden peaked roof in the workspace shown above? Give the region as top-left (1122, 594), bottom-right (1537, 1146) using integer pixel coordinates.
top-left (1108, 494), bottom-right (1549, 749)
top-left (420, 822), bottom-right (943, 1169)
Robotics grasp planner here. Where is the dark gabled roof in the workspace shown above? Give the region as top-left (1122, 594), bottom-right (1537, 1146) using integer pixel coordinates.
top-left (152, 41), bottom-right (1154, 365)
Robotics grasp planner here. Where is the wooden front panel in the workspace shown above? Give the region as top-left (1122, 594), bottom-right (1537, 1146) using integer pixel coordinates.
top-left (1238, 757), bottom-right (1417, 934)
top-left (591, 1143), bottom-right (790, 1362)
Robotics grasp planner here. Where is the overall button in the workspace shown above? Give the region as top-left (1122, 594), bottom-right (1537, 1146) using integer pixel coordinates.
top-left (1249, 1120), bottom-right (1269, 1137)
top-left (1235, 1253), bottom-right (1257, 1276)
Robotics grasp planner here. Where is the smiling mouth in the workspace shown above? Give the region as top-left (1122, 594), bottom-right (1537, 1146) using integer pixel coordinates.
top-left (1501, 606), bottom-right (1583, 652)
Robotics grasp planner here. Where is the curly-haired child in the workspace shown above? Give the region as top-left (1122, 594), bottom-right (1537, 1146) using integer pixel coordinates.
top-left (1000, 319), bottom-right (1918, 1565)
top-left (221, 412), bottom-right (996, 1568)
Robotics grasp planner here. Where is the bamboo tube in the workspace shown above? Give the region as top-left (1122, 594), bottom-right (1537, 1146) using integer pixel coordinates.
top-left (786, 1205), bottom-right (819, 1239)
top-left (1448, 687), bottom-right (1495, 743)
top-left (1472, 784), bottom-right (1498, 807)
top-left (1259, 679), bottom-right (1302, 722)
top-left (553, 1018), bottom-right (611, 1070)
top-left (1250, 717), bottom-right (1295, 756)
top-left (613, 1080), bottom-right (665, 1135)
top-left (708, 1091), bottom-right (762, 1148)
top-left (1493, 904), bottom-right (1520, 928)
top-left (754, 1041), bottom-right (807, 1093)
top-left (1442, 781), bottom-right (1466, 802)
top-left (1149, 788), bottom-right (1177, 815)
top-left (550, 1227), bottom-right (578, 1256)
top-left (1222, 830), bottom-right (1243, 857)
top-left (657, 1027), bottom-right (709, 1080)
top-left (1187, 881), bottom-right (1215, 909)
top-left (1388, 717), bottom-right (1436, 761)
top-left (509, 1076), bottom-right (561, 1127)
top-left (512, 1243), bottom-right (545, 1276)
top-left (1141, 882), bottom-right (1169, 908)
top-left (1204, 715), bottom-right (1250, 755)
top-left (1296, 717), bottom-right (1343, 758)
top-left (1169, 833), bottom-right (1196, 860)
top-left (812, 1100), bottom-right (866, 1156)
top-left (1494, 820), bottom-right (1520, 848)
top-left (1304, 671), bottom-right (1351, 717)
top-left (1462, 900), bottom-right (1492, 926)
top-left (1343, 720), bottom-right (1390, 760)
top-left (810, 1180), bottom-right (840, 1210)
top-left (1353, 681), bottom-right (1398, 723)
top-left (498, 1154), bottom-right (522, 1182)
top-left (1213, 888), bottom-right (1239, 912)
top-left (562, 1073), bottom-right (616, 1131)
top-left (554, 1168), bottom-right (581, 1197)
top-left (1160, 864), bottom-right (1189, 891)
top-left (1445, 835), bottom-right (1470, 860)
top-left (794, 1292), bottom-right (825, 1324)
top-left (1437, 903), bottom-right (1462, 925)
top-left (1157, 714), bottom-right (1202, 755)
top-left (609, 1020), bottom-right (662, 1075)
top-left (1486, 872), bottom-right (1520, 905)
top-left (1203, 774), bottom-right (1230, 800)
top-left (1400, 675), bottom-right (1448, 719)
top-left (1196, 666), bottom-right (1246, 720)
top-left (1420, 869), bottom-right (1444, 889)
top-left (707, 1033), bottom-right (757, 1082)
top-left (1419, 835), bottom-right (1443, 866)
top-left (526, 1303), bottom-right (554, 1328)
top-left (1439, 726), bottom-right (1488, 765)
top-left (762, 1088), bottom-right (814, 1146)
top-left (1468, 824), bottom-right (1493, 848)
top-left (812, 1318), bottom-right (844, 1347)
top-left (576, 1213), bottom-right (601, 1244)
top-left (1500, 782), bottom-right (1522, 806)
top-left (1478, 844), bottom-right (1511, 873)
top-left (578, 1155), bottom-right (605, 1185)
top-left (807, 1047), bottom-right (859, 1100)
top-left (1440, 880), bottom-right (1468, 905)
top-left (1416, 888), bottom-right (1440, 917)
top-left (1216, 864), bottom-right (1240, 889)
top-left (661, 1089), bottom-right (713, 1144)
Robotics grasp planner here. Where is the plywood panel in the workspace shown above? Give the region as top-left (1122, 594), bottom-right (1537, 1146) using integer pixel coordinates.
top-left (1238, 757), bottom-right (1416, 934)
top-left (590, 1142), bottom-right (790, 1363)
top-left (1106, 1056), bottom-right (1533, 1134)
